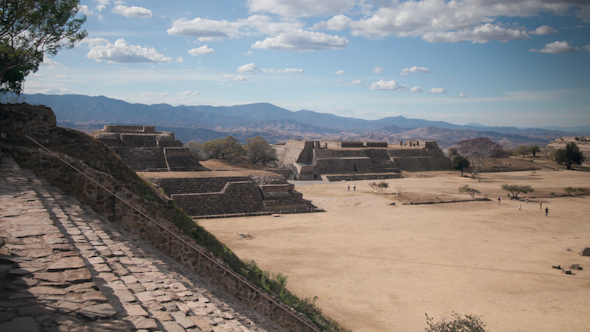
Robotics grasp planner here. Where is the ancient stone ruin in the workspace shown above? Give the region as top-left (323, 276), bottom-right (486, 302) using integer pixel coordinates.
top-left (91, 125), bottom-right (204, 172)
top-left (548, 136), bottom-right (590, 166)
top-left (274, 139), bottom-right (452, 181)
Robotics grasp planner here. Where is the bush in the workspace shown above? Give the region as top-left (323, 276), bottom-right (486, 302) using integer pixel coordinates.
top-left (425, 313), bottom-right (487, 332)
top-left (501, 184), bottom-right (534, 199)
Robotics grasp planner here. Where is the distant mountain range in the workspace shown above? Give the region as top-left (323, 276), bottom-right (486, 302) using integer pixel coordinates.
top-left (21, 93), bottom-right (590, 150)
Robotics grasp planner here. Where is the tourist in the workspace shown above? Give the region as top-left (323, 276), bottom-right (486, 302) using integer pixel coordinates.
top-left (353, 184), bottom-right (356, 191)
top-left (526, 196), bottom-right (529, 204)
top-left (519, 205), bottom-right (521, 211)
top-left (498, 196), bottom-right (501, 204)
top-left (540, 201), bottom-right (542, 209)
top-left (545, 207), bottom-right (549, 216)
top-left (348, 185), bottom-right (350, 191)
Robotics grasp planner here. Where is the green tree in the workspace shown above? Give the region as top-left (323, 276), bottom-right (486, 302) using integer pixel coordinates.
top-left (186, 141), bottom-right (205, 160)
top-left (447, 147), bottom-right (459, 158)
top-left (516, 145), bottom-right (529, 158)
top-left (202, 136), bottom-right (245, 160)
top-left (425, 313), bottom-right (487, 332)
top-left (245, 136), bottom-right (276, 165)
top-left (501, 184), bottom-right (534, 199)
top-left (452, 155), bottom-right (470, 177)
top-left (369, 181), bottom-right (389, 194)
top-left (0, 0), bottom-right (87, 94)
top-left (458, 185), bottom-right (481, 199)
top-left (529, 145), bottom-right (541, 157)
top-left (553, 142), bottom-right (585, 170)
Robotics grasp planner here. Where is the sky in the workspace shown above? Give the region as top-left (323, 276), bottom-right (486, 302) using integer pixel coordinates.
top-left (23, 0), bottom-right (590, 128)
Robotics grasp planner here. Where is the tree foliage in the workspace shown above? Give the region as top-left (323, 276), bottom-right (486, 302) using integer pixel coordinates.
top-left (0, 0), bottom-right (87, 94)
top-left (529, 145), bottom-right (541, 157)
top-left (553, 142), bottom-right (585, 170)
top-left (447, 147), bottom-right (459, 159)
top-left (245, 136), bottom-right (276, 165)
top-left (186, 141), bottom-right (205, 160)
top-left (456, 138), bottom-right (501, 181)
top-left (501, 184), bottom-right (534, 199)
top-left (369, 181), bottom-right (389, 194)
top-left (425, 313), bottom-right (487, 332)
top-left (516, 145), bottom-right (529, 157)
top-left (452, 155), bottom-right (470, 177)
top-left (458, 185), bottom-right (481, 199)
top-left (202, 136), bottom-right (245, 160)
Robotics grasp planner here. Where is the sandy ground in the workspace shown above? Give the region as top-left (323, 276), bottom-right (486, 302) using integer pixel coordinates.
top-left (199, 169), bottom-right (590, 332)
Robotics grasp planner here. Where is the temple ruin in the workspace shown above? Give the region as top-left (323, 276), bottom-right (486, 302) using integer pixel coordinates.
top-left (548, 136), bottom-right (590, 166)
top-left (274, 140), bottom-right (452, 181)
top-left (91, 125), bottom-right (204, 172)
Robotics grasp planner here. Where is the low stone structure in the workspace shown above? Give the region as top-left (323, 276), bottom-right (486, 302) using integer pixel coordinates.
top-left (91, 125), bottom-right (204, 172)
top-left (143, 172), bottom-right (316, 217)
top-left (548, 137), bottom-right (590, 166)
top-left (274, 139), bottom-right (452, 180)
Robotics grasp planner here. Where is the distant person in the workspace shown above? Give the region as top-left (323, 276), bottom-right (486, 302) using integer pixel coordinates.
top-left (519, 205), bottom-right (521, 211)
top-left (545, 207), bottom-right (549, 216)
top-left (498, 196), bottom-right (501, 205)
top-left (353, 184), bottom-right (356, 191)
top-left (540, 201), bottom-right (543, 209)
top-left (526, 196), bottom-right (529, 204)
top-left (348, 185), bottom-right (350, 191)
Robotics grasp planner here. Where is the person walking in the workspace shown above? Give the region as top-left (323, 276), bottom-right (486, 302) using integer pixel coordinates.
top-left (519, 204), bottom-right (521, 211)
top-left (545, 207), bottom-right (549, 216)
top-left (540, 201), bottom-right (543, 209)
top-left (526, 196), bottom-right (529, 204)
top-left (498, 196), bottom-right (501, 205)
top-left (348, 185), bottom-right (350, 191)
top-left (353, 184), bottom-right (356, 191)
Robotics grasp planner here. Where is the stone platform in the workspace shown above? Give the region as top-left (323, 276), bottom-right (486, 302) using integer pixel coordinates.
top-left (0, 157), bottom-right (285, 331)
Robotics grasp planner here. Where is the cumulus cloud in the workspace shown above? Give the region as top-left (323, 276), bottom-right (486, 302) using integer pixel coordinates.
top-left (530, 41), bottom-right (580, 54)
top-left (458, 92), bottom-right (468, 97)
top-left (112, 5), bottom-right (154, 18)
top-left (94, 0), bottom-right (110, 12)
top-left (409, 86), bottom-right (422, 93)
top-left (79, 38), bottom-right (109, 46)
top-left (247, 0), bottom-right (356, 17)
top-left (529, 25), bottom-right (557, 35)
top-left (373, 66), bottom-right (384, 74)
top-left (252, 30), bottom-right (348, 52)
top-left (347, 80), bottom-right (363, 86)
top-left (142, 92), bottom-right (169, 96)
top-left (54, 75), bottom-right (70, 79)
top-left (188, 45), bottom-right (214, 56)
top-left (429, 88), bottom-right (447, 94)
top-left (86, 39), bottom-right (172, 63)
top-left (369, 80), bottom-right (408, 90)
top-left (422, 24), bottom-right (529, 44)
top-left (312, 0), bottom-right (585, 44)
top-left (335, 70), bottom-right (346, 75)
top-left (40, 58), bottom-right (67, 69)
top-left (237, 63), bottom-right (258, 72)
top-left (176, 57), bottom-right (184, 63)
top-left (178, 91), bottom-right (200, 96)
top-left (223, 74), bottom-right (247, 81)
top-left (400, 66), bottom-right (431, 76)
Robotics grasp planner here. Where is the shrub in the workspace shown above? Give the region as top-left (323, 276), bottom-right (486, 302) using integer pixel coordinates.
top-left (425, 313), bottom-right (487, 332)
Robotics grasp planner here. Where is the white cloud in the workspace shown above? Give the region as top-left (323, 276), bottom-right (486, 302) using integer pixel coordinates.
top-left (188, 45), bottom-right (214, 56)
top-left (251, 30), bottom-right (348, 52)
top-left (584, 45), bottom-right (590, 52)
top-left (41, 58), bottom-right (67, 69)
top-left (79, 37), bottom-right (109, 46)
top-left (86, 39), bottom-right (172, 63)
top-left (429, 88), bottom-right (447, 94)
top-left (94, 0), bottom-right (110, 12)
top-left (458, 92), bottom-right (468, 97)
top-left (112, 5), bottom-right (154, 18)
top-left (178, 91), bottom-right (200, 96)
top-left (30, 73), bottom-right (44, 77)
top-left (237, 63), bottom-right (258, 72)
top-left (422, 24), bottom-right (529, 44)
top-left (529, 25), bottom-right (557, 35)
top-left (369, 80), bottom-right (408, 90)
top-left (260, 68), bottom-right (304, 74)
top-left (243, 51), bottom-right (254, 56)
top-left (400, 66), bottom-right (431, 76)
top-left (176, 57), bottom-right (184, 63)
top-left (54, 75), bottom-right (70, 79)
top-left (335, 70), bottom-right (346, 75)
top-left (530, 41), bottom-right (580, 54)
top-left (314, 14), bottom-right (353, 30)
top-left (223, 74), bottom-right (247, 81)
top-left (373, 66), bottom-right (384, 74)
top-left (247, 0), bottom-right (356, 17)
top-left (409, 86), bottom-right (422, 93)
top-left (142, 92), bottom-right (169, 96)
top-left (347, 80), bottom-right (363, 86)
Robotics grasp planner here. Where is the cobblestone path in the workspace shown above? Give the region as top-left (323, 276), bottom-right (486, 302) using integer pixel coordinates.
top-left (0, 157), bottom-right (286, 332)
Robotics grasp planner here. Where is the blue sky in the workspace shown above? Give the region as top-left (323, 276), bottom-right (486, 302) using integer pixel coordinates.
top-left (24, 0), bottom-right (590, 128)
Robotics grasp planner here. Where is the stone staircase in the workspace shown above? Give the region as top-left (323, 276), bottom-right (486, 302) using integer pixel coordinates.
top-left (0, 157), bottom-right (285, 332)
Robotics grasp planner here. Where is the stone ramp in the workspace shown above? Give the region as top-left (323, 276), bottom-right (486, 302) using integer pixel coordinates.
top-left (0, 157), bottom-right (285, 332)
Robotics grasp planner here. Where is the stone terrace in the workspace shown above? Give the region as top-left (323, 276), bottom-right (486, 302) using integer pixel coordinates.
top-left (0, 157), bottom-right (285, 332)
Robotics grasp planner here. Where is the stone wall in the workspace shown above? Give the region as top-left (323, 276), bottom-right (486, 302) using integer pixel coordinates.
top-left (5, 146), bottom-right (318, 332)
top-left (149, 176), bottom-right (251, 195)
top-left (0, 103), bottom-right (56, 145)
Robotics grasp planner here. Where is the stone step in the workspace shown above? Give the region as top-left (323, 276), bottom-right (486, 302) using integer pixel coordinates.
top-left (0, 157), bottom-right (285, 332)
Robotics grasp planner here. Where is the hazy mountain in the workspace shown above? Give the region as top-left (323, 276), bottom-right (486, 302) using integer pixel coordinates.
top-left (22, 93), bottom-right (572, 149)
